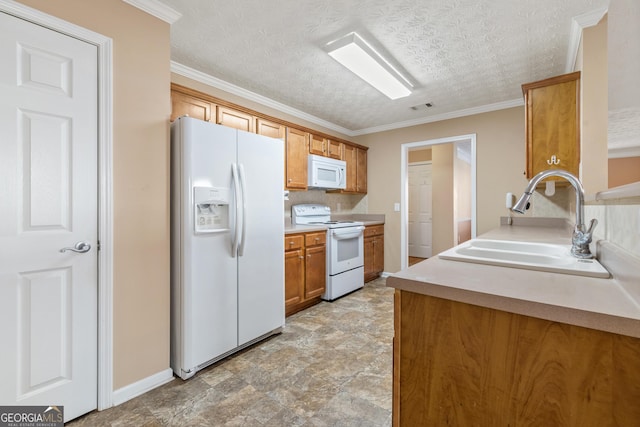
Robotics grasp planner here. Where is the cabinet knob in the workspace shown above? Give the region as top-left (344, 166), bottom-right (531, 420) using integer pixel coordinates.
top-left (315, 237), bottom-right (319, 241)
top-left (289, 241), bottom-right (294, 245)
top-left (288, 178), bottom-right (292, 182)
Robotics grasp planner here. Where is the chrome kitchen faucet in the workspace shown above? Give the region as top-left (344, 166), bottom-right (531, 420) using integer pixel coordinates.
top-left (512, 169), bottom-right (597, 259)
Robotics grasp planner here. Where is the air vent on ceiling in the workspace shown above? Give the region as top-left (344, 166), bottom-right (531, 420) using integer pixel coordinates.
top-left (410, 102), bottom-right (434, 111)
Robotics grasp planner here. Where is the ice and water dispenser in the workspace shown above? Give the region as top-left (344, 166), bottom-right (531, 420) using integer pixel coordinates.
top-left (193, 186), bottom-right (230, 234)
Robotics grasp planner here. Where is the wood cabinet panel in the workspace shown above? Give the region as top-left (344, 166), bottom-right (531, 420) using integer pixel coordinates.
top-left (364, 225), bottom-right (384, 282)
top-left (356, 147), bottom-right (368, 193)
top-left (309, 134), bottom-right (326, 156)
top-left (256, 118), bottom-right (285, 140)
top-left (304, 245), bottom-right (326, 299)
top-left (284, 248), bottom-right (304, 311)
top-left (284, 231), bottom-right (326, 316)
top-left (171, 91), bottom-right (212, 122)
top-left (394, 290), bottom-right (640, 426)
top-left (285, 235), bottom-right (304, 251)
top-left (522, 72), bottom-right (580, 181)
top-left (327, 140), bottom-right (342, 159)
top-left (305, 232), bottom-right (326, 246)
top-left (285, 127), bottom-right (309, 190)
top-left (216, 106), bottom-right (254, 132)
top-left (343, 144), bottom-right (357, 192)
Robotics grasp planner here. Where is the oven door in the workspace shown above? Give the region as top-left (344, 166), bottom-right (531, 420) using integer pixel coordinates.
top-left (328, 226), bottom-right (365, 275)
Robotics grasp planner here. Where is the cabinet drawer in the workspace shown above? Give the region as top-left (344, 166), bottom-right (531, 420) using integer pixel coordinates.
top-left (305, 232), bottom-right (326, 246)
top-left (364, 225), bottom-right (384, 237)
top-left (284, 235), bottom-right (304, 250)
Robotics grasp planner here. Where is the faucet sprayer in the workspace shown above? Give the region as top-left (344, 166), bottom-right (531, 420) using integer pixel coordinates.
top-left (512, 169), bottom-right (597, 259)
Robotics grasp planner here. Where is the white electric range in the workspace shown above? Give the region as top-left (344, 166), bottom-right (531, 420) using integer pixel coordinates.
top-left (291, 204), bottom-right (365, 300)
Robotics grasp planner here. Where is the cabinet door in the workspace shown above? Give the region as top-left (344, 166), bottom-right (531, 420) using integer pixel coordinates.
top-left (217, 106), bottom-right (254, 132)
top-left (343, 144), bottom-right (357, 192)
top-left (256, 118), bottom-right (285, 140)
top-left (373, 235), bottom-right (384, 276)
top-left (364, 236), bottom-right (375, 282)
top-left (284, 249), bottom-right (305, 315)
top-left (523, 72), bottom-right (580, 180)
top-left (356, 147), bottom-right (368, 193)
top-left (304, 245), bottom-right (326, 299)
top-left (327, 140), bottom-right (343, 160)
top-left (285, 127), bottom-right (309, 189)
top-left (171, 90), bottom-right (213, 122)
top-left (309, 134), bottom-right (326, 156)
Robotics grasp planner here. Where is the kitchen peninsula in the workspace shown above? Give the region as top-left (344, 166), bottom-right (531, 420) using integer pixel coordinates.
top-left (388, 218), bottom-right (640, 426)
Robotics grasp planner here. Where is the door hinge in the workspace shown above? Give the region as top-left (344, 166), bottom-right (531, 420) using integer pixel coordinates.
top-left (96, 240), bottom-right (101, 251)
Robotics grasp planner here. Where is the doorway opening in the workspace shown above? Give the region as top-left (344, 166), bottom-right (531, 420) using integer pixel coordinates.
top-left (400, 134), bottom-right (476, 270)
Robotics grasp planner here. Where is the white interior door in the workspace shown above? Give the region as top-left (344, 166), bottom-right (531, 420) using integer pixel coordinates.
top-left (0, 11), bottom-right (98, 422)
top-left (408, 163), bottom-right (432, 258)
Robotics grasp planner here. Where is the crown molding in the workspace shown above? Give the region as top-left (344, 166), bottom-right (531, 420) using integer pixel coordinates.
top-left (172, 61), bottom-right (526, 137)
top-left (350, 99), bottom-right (524, 136)
top-left (170, 61), bottom-right (355, 136)
top-left (565, 7), bottom-right (608, 73)
top-left (122, 0), bottom-right (181, 24)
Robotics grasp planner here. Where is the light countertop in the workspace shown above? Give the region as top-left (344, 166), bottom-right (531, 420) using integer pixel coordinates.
top-left (284, 214), bottom-right (384, 234)
top-left (387, 217), bottom-right (640, 338)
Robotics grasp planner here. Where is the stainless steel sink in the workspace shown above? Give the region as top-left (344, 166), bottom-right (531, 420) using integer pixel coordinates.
top-left (438, 239), bottom-right (610, 278)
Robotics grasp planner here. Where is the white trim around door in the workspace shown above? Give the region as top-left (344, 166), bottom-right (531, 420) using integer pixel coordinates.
top-left (0, 0), bottom-right (114, 410)
top-left (400, 134), bottom-right (477, 271)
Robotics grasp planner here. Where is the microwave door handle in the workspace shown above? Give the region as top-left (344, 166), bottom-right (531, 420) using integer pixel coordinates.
top-left (238, 163), bottom-right (247, 257)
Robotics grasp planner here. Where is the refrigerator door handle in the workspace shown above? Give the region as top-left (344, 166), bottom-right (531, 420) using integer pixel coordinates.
top-left (238, 163), bottom-right (247, 256)
top-left (231, 163), bottom-right (241, 257)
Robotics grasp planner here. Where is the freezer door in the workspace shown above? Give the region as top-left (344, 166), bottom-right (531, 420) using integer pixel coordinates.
top-left (237, 131), bottom-right (285, 345)
top-left (174, 118), bottom-right (239, 372)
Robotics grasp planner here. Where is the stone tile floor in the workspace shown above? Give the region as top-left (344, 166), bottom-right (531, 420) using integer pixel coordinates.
top-left (69, 277), bottom-right (394, 426)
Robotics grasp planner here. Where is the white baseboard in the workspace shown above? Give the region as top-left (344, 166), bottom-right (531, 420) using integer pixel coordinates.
top-left (112, 368), bottom-right (174, 406)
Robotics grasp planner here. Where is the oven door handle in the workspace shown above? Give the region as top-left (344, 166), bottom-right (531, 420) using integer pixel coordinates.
top-left (331, 226), bottom-right (365, 240)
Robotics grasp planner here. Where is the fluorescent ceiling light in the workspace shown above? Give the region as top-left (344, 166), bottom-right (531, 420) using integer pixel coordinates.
top-left (326, 32), bottom-right (412, 100)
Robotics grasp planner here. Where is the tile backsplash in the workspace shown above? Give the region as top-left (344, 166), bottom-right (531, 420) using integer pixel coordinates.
top-left (285, 190), bottom-right (367, 218)
top-left (524, 185), bottom-right (640, 259)
top-left (585, 197), bottom-right (640, 258)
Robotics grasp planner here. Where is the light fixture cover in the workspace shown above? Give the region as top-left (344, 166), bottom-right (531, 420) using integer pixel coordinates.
top-left (326, 32), bottom-right (412, 100)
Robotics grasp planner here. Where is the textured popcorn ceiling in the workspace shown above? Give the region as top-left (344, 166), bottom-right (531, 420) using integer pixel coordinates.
top-left (164, 0), bottom-right (608, 134)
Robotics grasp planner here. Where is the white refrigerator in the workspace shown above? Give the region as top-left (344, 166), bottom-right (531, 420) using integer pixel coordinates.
top-left (170, 116), bottom-right (284, 380)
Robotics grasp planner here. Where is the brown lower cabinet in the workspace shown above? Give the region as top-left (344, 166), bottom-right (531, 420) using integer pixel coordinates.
top-left (284, 231), bottom-right (326, 316)
top-left (364, 225), bottom-right (384, 282)
top-left (393, 290), bottom-right (640, 427)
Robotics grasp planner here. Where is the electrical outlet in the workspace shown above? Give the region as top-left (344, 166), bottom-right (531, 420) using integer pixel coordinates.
top-left (394, 203), bottom-right (400, 212)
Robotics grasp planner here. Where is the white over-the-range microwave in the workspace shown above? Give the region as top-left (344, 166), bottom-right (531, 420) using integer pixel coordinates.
top-left (307, 154), bottom-right (346, 190)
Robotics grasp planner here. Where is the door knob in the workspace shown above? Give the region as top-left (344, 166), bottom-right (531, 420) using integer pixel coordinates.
top-left (60, 241), bottom-right (91, 253)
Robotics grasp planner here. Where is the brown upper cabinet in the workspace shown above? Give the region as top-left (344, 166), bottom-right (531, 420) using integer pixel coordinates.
top-left (170, 84), bottom-right (367, 193)
top-left (356, 148), bottom-right (367, 193)
top-left (256, 118), bottom-right (285, 140)
top-left (171, 91), bottom-right (213, 122)
top-left (310, 134), bottom-right (343, 160)
top-left (216, 106), bottom-right (254, 133)
top-left (522, 71), bottom-right (580, 182)
top-left (327, 140), bottom-right (343, 160)
top-left (341, 144), bottom-right (367, 194)
top-left (285, 127), bottom-right (309, 190)
top-left (309, 134), bottom-right (327, 156)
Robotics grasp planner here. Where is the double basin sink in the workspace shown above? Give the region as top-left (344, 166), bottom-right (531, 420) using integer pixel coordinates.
top-left (439, 239), bottom-right (610, 278)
